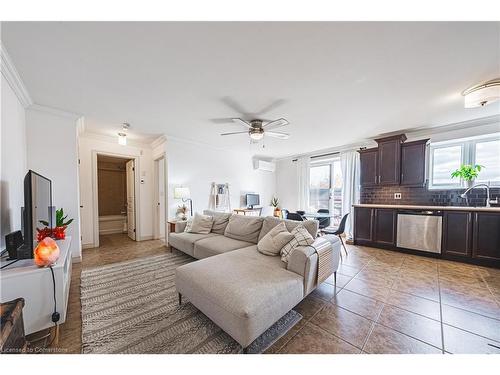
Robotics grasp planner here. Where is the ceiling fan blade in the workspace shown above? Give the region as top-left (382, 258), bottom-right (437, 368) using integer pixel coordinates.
top-left (263, 118), bottom-right (289, 130)
top-left (266, 131), bottom-right (290, 140)
top-left (220, 131), bottom-right (249, 136)
top-left (255, 99), bottom-right (287, 115)
top-left (231, 118), bottom-right (252, 128)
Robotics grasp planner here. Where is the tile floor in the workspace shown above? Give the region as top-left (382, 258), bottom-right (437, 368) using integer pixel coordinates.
top-left (267, 244), bottom-right (500, 354)
top-left (43, 234), bottom-right (500, 354)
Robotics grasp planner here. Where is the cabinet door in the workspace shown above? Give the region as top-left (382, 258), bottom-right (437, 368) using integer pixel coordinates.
top-left (442, 211), bottom-right (472, 257)
top-left (354, 207), bottom-right (373, 243)
top-left (473, 212), bottom-right (500, 262)
top-left (374, 209), bottom-right (396, 246)
top-left (401, 139), bottom-right (428, 186)
top-left (359, 149), bottom-right (378, 187)
top-left (378, 139), bottom-right (401, 185)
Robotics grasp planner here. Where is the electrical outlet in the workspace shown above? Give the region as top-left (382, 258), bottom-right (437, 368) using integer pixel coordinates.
top-left (394, 192), bottom-right (402, 200)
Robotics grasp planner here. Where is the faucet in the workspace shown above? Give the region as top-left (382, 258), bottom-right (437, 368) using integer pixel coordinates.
top-left (460, 183), bottom-right (498, 207)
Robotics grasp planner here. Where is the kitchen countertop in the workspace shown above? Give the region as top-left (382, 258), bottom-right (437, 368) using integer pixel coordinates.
top-left (353, 204), bottom-right (500, 212)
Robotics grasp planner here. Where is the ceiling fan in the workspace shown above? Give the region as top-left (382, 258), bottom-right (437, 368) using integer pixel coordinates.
top-left (220, 118), bottom-right (290, 142)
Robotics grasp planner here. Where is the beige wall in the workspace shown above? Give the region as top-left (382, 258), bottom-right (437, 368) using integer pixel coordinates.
top-left (97, 158), bottom-right (127, 216)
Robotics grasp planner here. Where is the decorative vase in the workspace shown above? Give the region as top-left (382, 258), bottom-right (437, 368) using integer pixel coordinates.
top-left (273, 208), bottom-right (281, 217)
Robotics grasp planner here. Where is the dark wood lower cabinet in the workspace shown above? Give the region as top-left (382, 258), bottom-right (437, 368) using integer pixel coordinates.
top-left (442, 211), bottom-right (472, 258)
top-left (473, 212), bottom-right (500, 262)
top-left (373, 209), bottom-right (396, 246)
top-left (353, 207), bottom-right (500, 268)
top-left (354, 207), bottom-right (373, 243)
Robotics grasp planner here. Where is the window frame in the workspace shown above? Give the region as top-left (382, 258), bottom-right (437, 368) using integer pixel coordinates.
top-left (428, 134), bottom-right (500, 190)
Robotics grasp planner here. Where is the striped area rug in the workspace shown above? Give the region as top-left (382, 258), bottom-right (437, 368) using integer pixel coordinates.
top-left (80, 252), bottom-right (301, 354)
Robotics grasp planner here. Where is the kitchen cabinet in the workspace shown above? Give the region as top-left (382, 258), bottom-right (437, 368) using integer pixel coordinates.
top-left (373, 209), bottom-right (397, 246)
top-left (359, 148), bottom-right (378, 187)
top-left (375, 135), bottom-right (406, 186)
top-left (354, 207), bottom-right (374, 243)
top-left (442, 211), bottom-right (472, 258)
top-left (472, 212), bottom-right (500, 262)
top-left (400, 139), bottom-right (429, 186)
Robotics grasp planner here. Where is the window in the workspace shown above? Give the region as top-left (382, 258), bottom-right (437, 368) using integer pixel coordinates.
top-left (429, 134), bottom-right (500, 189)
top-left (309, 158), bottom-right (343, 226)
top-left (430, 144), bottom-right (463, 188)
top-left (475, 139), bottom-right (500, 184)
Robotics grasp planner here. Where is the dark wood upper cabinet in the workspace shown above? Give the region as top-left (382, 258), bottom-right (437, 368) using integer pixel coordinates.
top-left (472, 212), bottom-right (500, 262)
top-left (375, 134), bottom-right (406, 186)
top-left (359, 148), bottom-right (378, 187)
top-left (354, 207), bottom-right (373, 243)
top-left (373, 209), bottom-right (397, 246)
top-left (442, 211), bottom-right (472, 258)
top-left (400, 139), bottom-right (429, 187)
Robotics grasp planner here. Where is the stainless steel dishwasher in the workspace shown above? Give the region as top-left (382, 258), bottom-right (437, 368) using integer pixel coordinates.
top-left (396, 210), bottom-right (443, 253)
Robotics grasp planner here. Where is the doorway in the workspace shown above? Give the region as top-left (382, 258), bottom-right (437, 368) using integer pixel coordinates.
top-left (92, 153), bottom-right (138, 248)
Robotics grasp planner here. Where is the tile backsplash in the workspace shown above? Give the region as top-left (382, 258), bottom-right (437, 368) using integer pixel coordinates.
top-left (360, 185), bottom-right (500, 207)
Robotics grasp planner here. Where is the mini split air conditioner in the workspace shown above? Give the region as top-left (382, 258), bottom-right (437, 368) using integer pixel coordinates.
top-left (253, 159), bottom-right (276, 172)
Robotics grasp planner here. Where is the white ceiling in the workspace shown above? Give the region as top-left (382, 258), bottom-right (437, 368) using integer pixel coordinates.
top-left (2, 22), bottom-right (499, 157)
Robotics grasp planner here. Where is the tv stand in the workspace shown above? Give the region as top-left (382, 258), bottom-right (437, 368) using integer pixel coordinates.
top-left (0, 237), bottom-right (72, 335)
top-left (233, 207), bottom-right (262, 216)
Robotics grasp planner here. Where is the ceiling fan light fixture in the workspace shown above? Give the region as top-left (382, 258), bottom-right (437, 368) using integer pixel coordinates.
top-left (462, 78), bottom-right (500, 108)
top-left (249, 131), bottom-right (264, 141)
top-left (118, 122), bottom-right (130, 145)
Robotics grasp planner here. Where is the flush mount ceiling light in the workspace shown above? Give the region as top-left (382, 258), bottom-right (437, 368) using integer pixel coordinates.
top-left (462, 78), bottom-right (500, 108)
top-left (118, 122), bottom-right (130, 145)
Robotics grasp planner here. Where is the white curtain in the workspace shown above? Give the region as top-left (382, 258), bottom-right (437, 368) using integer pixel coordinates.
top-left (297, 156), bottom-right (310, 211)
top-left (341, 150), bottom-right (360, 240)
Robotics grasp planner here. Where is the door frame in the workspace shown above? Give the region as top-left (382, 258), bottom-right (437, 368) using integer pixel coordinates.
top-left (91, 150), bottom-right (141, 248)
top-left (153, 153), bottom-right (168, 242)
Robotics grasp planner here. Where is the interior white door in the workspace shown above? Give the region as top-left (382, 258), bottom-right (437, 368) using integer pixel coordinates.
top-left (126, 160), bottom-right (136, 240)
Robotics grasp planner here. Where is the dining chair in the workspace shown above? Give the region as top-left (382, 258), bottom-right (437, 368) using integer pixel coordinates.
top-left (287, 212), bottom-right (304, 221)
top-left (282, 209), bottom-right (289, 219)
top-left (322, 213), bottom-right (349, 256)
top-left (317, 208), bottom-right (330, 229)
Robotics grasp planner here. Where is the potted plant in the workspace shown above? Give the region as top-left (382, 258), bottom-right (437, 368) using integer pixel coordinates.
top-left (271, 197), bottom-right (281, 217)
top-left (38, 208), bottom-right (73, 241)
top-left (451, 164), bottom-right (484, 188)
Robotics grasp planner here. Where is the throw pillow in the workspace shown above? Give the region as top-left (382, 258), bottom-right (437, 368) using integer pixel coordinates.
top-left (257, 222), bottom-right (294, 256)
top-left (184, 219), bottom-right (193, 232)
top-left (185, 213), bottom-right (213, 234)
top-left (224, 214), bottom-right (264, 243)
top-left (280, 225), bottom-right (315, 263)
top-left (210, 212), bottom-right (232, 234)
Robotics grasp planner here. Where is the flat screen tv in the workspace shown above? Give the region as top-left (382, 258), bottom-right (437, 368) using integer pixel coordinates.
top-left (246, 193), bottom-right (260, 208)
top-left (22, 170), bottom-right (53, 258)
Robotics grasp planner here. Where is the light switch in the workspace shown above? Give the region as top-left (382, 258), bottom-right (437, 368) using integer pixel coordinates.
top-left (394, 193), bottom-right (402, 200)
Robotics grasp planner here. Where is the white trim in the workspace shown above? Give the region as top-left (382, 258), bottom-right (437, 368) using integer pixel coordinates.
top-left (72, 255), bottom-right (82, 263)
top-left (82, 243), bottom-right (94, 250)
top-left (91, 150), bottom-right (141, 247)
top-left (81, 131), bottom-right (155, 148)
top-left (277, 115), bottom-right (500, 162)
top-left (28, 103), bottom-right (82, 120)
top-left (0, 42), bottom-right (33, 108)
top-left (151, 135), bottom-right (167, 150)
top-left (153, 154), bottom-right (168, 242)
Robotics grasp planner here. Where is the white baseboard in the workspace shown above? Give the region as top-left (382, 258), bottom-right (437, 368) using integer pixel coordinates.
top-left (139, 235), bottom-right (154, 241)
top-left (82, 243), bottom-right (95, 250)
top-left (72, 255), bottom-right (82, 263)
top-left (99, 229), bottom-right (126, 235)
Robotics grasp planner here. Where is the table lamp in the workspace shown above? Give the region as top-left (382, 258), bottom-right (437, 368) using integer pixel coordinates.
top-left (174, 187), bottom-right (193, 216)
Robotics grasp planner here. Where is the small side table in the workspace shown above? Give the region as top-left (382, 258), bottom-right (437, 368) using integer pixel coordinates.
top-left (167, 220), bottom-right (177, 234)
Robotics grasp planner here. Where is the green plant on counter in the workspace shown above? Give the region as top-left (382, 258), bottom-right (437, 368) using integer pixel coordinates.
top-left (451, 164), bottom-right (484, 181)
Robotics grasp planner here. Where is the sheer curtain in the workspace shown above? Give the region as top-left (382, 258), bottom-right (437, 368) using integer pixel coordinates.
top-left (341, 150), bottom-right (360, 240)
top-left (297, 156), bottom-right (310, 211)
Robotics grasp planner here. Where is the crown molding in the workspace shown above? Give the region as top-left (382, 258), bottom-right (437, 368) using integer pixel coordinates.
top-left (28, 103), bottom-right (82, 120)
top-left (276, 115), bottom-right (500, 162)
top-left (150, 135), bottom-right (167, 149)
top-left (80, 131), bottom-right (154, 149)
top-left (1, 42), bottom-right (33, 108)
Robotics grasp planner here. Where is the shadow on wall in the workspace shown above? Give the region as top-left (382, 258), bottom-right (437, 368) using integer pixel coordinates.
top-left (0, 180), bottom-right (12, 248)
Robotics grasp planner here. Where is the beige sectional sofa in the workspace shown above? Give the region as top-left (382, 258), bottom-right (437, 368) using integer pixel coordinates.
top-left (170, 211), bottom-right (341, 352)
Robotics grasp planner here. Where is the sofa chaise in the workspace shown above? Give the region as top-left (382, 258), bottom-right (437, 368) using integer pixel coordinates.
top-left (170, 211), bottom-right (341, 352)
